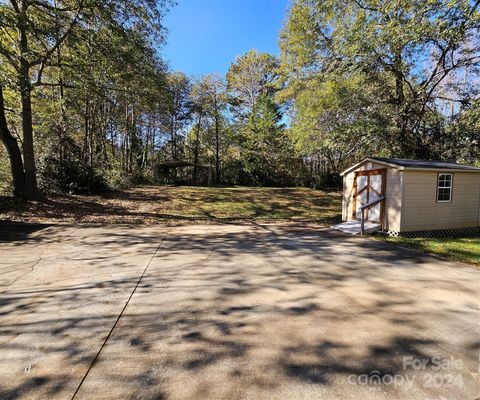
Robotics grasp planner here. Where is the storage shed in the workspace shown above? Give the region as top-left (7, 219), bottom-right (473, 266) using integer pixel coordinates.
top-left (337, 157), bottom-right (480, 236)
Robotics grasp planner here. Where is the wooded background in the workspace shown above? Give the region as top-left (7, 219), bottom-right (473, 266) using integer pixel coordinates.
top-left (1, 0), bottom-right (479, 198)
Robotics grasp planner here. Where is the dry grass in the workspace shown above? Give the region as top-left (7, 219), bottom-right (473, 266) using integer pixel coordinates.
top-left (0, 185), bottom-right (342, 224)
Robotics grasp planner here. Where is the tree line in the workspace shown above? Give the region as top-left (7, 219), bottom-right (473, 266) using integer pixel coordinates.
top-left (1, 0), bottom-right (479, 198)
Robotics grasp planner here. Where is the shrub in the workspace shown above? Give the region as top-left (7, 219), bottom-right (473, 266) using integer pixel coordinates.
top-left (105, 169), bottom-right (153, 190)
top-left (38, 156), bottom-right (109, 194)
top-left (104, 168), bottom-right (131, 190)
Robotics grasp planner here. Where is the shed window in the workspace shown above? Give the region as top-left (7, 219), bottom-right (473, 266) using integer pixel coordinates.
top-left (437, 173), bottom-right (452, 202)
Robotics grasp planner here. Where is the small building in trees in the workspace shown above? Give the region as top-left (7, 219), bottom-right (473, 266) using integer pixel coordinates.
top-left (335, 158), bottom-right (480, 236)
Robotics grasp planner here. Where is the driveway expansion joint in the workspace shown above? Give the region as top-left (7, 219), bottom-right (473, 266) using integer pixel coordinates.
top-left (70, 229), bottom-right (170, 400)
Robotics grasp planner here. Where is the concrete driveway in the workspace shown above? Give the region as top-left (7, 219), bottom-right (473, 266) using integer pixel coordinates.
top-left (0, 222), bottom-right (479, 400)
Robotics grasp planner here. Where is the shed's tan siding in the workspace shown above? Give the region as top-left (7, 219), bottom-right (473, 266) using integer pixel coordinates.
top-left (401, 171), bottom-right (480, 231)
top-left (342, 161), bottom-right (403, 232)
top-left (385, 168), bottom-right (403, 232)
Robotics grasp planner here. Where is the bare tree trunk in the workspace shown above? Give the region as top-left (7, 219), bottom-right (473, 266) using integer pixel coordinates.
top-left (193, 112), bottom-right (202, 184)
top-left (122, 101), bottom-right (129, 172)
top-left (19, 74), bottom-right (38, 198)
top-left (89, 100), bottom-right (95, 167)
top-left (55, 5), bottom-right (67, 161)
top-left (214, 105), bottom-right (221, 184)
top-left (151, 125), bottom-right (156, 164)
top-left (170, 115), bottom-right (176, 160)
top-left (0, 87), bottom-right (25, 197)
top-left (393, 50), bottom-right (409, 157)
top-left (83, 97), bottom-right (89, 162)
top-left (18, 1), bottom-right (38, 198)
top-left (110, 127), bottom-right (116, 159)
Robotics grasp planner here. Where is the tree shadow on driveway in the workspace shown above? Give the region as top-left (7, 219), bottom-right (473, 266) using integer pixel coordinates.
top-left (0, 223), bottom-right (479, 399)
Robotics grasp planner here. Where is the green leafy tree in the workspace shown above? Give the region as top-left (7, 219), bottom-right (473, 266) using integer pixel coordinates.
top-left (162, 73), bottom-right (191, 162)
top-left (226, 50), bottom-right (295, 184)
top-left (226, 50), bottom-right (280, 119)
top-left (280, 0), bottom-right (480, 166)
top-left (446, 100), bottom-right (480, 164)
top-left (0, 0), bottom-right (169, 197)
top-left (243, 94), bottom-right (293, 185)
top-left (191, 75), bottom-right (228, 183)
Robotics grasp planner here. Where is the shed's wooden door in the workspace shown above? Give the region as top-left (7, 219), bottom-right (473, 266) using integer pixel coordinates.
top-left (353, 169), bottom-right (387, 223)
top-left (355, 175), bottom-right (368, 219)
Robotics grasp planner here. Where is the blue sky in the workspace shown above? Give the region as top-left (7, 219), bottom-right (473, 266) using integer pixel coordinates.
top-left (162, 0), bottom-right (291, 76)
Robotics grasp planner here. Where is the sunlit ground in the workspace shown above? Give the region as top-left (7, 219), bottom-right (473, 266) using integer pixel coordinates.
top-left (379, 236), bottom-right (480, 267)
top-left (0, 185), bottom-right (342, 224)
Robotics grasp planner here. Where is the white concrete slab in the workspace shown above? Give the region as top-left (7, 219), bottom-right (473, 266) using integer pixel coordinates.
top-left (332, 220), bottom-right (381, 235)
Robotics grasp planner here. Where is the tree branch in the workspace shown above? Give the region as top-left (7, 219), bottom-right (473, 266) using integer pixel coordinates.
top-left (0, 45), bottom-right (19, 71)
top-left (30, 0), bottom-right (85, 71)
top-left (8, 0), bottom-right (20, 13)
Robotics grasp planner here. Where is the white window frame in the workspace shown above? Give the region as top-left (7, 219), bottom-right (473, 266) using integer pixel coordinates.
top-left (436, 173), bottom-right (453, 203)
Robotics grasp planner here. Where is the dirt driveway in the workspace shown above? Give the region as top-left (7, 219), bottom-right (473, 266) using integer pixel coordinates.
top-left (0, 222), bottom-right (479, 400)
